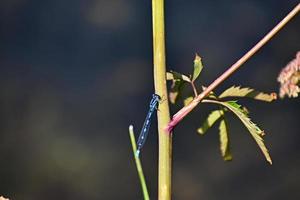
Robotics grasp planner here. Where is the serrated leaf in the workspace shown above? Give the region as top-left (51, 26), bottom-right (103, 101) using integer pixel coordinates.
top-left (183, 96), bottom-right (194, 106)
top-left (226, 101), bottom-right (247, 114)
top-left (219, 118), bottom-right (232, 161)
top-left (202, 99), bottom-right (272, 164)
top-left (166, 71), bottom-right (191, 82)
top-left (219, 86), bottom-right (277, 102)
top-left (197, 110), bottom-right (223, 135)
top-left (192, 53), bottom-right (203, 82)
top-left (219, 86), bottom-right (253, 99)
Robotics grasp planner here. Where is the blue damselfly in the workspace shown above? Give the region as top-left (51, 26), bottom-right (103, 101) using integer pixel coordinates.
top-left (136, 94), bottom-right (161, 157)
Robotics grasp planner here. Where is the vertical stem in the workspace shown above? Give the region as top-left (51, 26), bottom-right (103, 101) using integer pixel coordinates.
top-left (152, 0), bottom-right (172, 199)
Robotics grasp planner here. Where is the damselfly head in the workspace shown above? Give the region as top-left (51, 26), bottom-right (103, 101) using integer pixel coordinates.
top-left (152, 94), bottom-right (161, 100)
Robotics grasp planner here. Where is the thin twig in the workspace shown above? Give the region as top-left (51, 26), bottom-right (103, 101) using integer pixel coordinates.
top-left (129, 125), bottom-right (150, 200)
top-left (166, 3), bottom-right (300, 132)
top-left (191, 81), bottom-right (198, 97)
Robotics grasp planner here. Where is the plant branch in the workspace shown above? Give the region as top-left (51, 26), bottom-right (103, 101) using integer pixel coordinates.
top-left (166, 3), bottom-right (300, 132)
top-left (191, 81), bottom-right (198, 97)
top-left (152, 0), bottom-right (172, 199)
top-left (129, 125), bottom-right (150, 200)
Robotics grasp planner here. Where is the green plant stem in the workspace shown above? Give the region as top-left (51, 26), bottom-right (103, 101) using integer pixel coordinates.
top-left (129, 125), bottom-right (150, 200)
top-left (152, 0), bottom-right (172, 199)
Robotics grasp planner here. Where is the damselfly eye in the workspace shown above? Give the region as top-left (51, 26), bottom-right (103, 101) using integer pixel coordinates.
top-left (153, 93), bottom-right (161, 100)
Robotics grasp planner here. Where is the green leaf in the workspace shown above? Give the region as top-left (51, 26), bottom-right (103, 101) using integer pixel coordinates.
top-left (219, 86), bottom-right (277, 102)
top-left (226, 101), bottom-right (248, 115)
top-left (166, 71), bottom-right (191, 82)
top-left (192, 53), bottom-right (203, 82)
top-left (202, 99), bottom-right (272, 164)
top-left (197, 110), bottom-right (223, 135)
top-left (219, 118), bottom-right (233, 161)
top-left (166, 71), bottom-right (191, 104)
top-left (169, 79), bottom-right (185, 104)
top-left (183, 96), bottom-right (194, 106)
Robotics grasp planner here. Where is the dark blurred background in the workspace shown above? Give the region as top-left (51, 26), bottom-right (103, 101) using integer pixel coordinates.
top-left (0, 0), bottom-right (299, 199)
